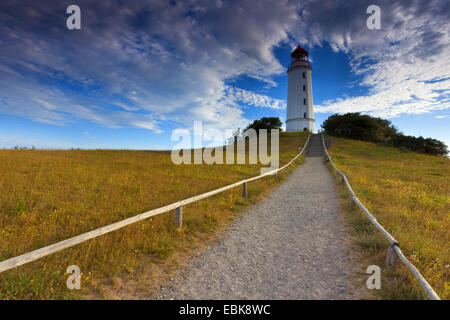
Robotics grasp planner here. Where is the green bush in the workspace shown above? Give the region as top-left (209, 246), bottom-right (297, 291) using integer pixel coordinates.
top-left (245, 117), bottom-right (283, 133)
top-left (392, 134), bottom-right (448, 156)
top-left (321, 113), bottom-right (448, 156)
top-left (321, 113), bottom-right (396, 143)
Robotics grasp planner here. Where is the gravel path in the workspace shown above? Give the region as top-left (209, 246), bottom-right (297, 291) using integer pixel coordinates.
top-left (154, 153), bottom-right (363, 299)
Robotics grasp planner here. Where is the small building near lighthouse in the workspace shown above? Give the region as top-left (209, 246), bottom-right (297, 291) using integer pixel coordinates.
top-left (286, 45), bottom-right (315, 132)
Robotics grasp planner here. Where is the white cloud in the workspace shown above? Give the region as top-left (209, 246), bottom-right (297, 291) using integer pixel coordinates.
top-left (0, 0), bottom-right (299, 133)
top-left (0, 0), bottom-right (448, 137)
top-left (133, 121), bottom-right (163, 134)
top-left (226, 87), bottom-right (286, 110)
top-left (295, 0), bottom-right (450, 118)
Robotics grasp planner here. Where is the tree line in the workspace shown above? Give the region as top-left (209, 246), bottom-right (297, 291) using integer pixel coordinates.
top-left (321, 113), bottom-right (448, 156)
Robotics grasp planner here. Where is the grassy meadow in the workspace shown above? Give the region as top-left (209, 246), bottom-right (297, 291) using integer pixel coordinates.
top-left (326, 136), bottom-right (449, 299)
top-left (0, 132), bottom-right (308, 299)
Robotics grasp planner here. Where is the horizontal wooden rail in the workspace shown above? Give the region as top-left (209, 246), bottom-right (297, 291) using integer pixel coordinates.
top-left (0, 133), bottom-right (311, 274)
top-left (321, 133), bottom-right (441, 300)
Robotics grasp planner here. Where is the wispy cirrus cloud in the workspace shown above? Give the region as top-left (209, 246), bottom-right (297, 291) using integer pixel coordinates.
top-left (225, 87), bottom-right (286, 110)
top-left (295, 0), bottom-right (450, 118)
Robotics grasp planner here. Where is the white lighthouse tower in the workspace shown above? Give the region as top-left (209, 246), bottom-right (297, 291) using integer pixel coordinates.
top-left (286, 45), bottom-right (315, 132)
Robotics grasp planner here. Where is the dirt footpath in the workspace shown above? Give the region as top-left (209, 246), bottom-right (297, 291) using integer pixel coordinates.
top-left (153, 154), bottom-right (365, 299)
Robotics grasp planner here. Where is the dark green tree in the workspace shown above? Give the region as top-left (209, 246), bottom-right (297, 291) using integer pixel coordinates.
top-left (244, 117), bottom-right (283, 133)
top-left (321, 112), bottom-right (396, 143)
top-left (392, 134), bottom-right (448, 156)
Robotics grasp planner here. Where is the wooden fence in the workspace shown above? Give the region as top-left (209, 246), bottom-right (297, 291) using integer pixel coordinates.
top-left (321, 133), bottom-right (441, 300)
top-left (0, 133), bottom-right (311, 274)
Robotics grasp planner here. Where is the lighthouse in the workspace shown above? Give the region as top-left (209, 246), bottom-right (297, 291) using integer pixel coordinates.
top-left (286, 45), bottom-right (315, 132)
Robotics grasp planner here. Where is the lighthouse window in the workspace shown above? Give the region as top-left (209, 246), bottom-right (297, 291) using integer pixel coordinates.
top-left (302, 72), bottom-right (305, 78)
top-left (304, 112), bottom-right (307, 118)
top-left (303, 98), bottom-right (307, 105)
top-left (303, 85), bottom-right (306, 91)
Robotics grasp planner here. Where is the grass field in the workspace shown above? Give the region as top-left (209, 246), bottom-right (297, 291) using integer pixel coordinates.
top-left (326, 136), bottom-right (449, 300)
top-left (0, 132), bottom-right (308, 299)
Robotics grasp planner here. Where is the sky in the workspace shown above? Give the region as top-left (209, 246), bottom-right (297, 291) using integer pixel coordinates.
top-left (0, 0), bottom-right (449, 150)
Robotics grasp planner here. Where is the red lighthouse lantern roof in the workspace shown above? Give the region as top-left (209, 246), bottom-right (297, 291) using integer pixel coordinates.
top-left (291, 45), bottom-right (308, 57)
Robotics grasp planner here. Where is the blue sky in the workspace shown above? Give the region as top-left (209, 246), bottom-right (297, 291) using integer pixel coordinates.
top-left (0, 0), bottom-right (449, 150)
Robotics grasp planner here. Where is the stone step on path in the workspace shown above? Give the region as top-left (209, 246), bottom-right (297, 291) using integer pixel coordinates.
top-left (153, 141), bottom-right (363, 300)
top-left (306, 133), bottom-right (324, 157)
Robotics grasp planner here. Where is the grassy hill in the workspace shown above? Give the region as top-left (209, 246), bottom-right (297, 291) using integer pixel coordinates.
top-left (327, 136), bottom-right (449, 299)
top-left (0, 132), bottom-right (308, 299)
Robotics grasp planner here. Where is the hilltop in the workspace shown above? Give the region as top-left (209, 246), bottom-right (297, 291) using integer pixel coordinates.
top-left (327, 136), bottom-right (449, 299)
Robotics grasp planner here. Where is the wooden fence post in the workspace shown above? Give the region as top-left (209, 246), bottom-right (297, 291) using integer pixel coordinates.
top-left (175, 206), bottom-right (183, 228)
top-left (243, 182), bottom-right (248, 198)
top-left (386, 244), bottom-right (399, 268)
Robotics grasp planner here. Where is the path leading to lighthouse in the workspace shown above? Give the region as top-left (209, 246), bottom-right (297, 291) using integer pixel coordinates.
top-left (153, 135), bottom-right (364, 299)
